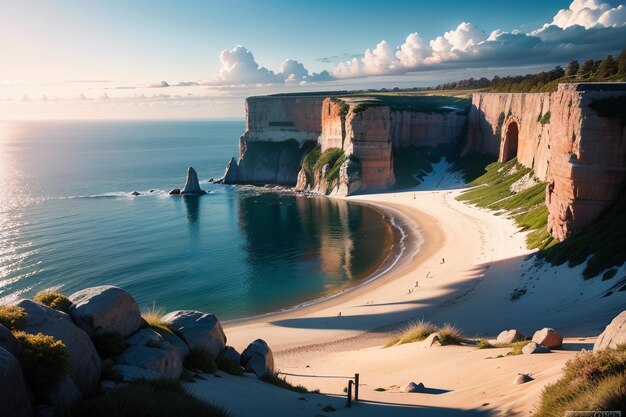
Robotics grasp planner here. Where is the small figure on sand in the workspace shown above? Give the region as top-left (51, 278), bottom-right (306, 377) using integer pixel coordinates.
top-left (338, 312), bottom-right (342, 317)
top-left (415, 280), bottom-right (419, 288)
top-left (441, 257), bottom-right (445, 264)
top-left (413, 194), bottom-right (416, 200)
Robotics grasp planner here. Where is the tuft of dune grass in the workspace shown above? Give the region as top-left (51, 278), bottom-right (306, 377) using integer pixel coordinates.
top-left (141, 305), bottom-right (172, 333)
top-left (437, 323), bottom-right (464, 346)
top-left (384, 320), bottom-right (439, 348)
top-left (506, 340), bottom-right (531, 355)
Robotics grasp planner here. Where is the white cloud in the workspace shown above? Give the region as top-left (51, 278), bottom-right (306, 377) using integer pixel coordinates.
top-left (396, 33), bottom-right (429, 69)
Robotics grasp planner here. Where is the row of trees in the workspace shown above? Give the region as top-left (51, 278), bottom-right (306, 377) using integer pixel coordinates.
top-left (434, 50), bottom-right (626, 93)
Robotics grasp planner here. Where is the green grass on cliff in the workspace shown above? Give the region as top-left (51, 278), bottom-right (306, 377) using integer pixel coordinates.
top-left (393, 145), bottom-right (460, 189)
top-left (456, 159), bottom-right (553, 249)
top-left (300, 145), bottom-right (345, 190)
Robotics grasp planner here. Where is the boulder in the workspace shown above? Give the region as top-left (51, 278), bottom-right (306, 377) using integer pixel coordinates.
top-left (131, 191), bottom-right (140, 196)
top-left (154, 328), bottom-right (190, 360)
top-left (181, 167), bottom-right (206, 195)
top-left (115, 344), bottom-right (182, 379)
top-left (532, 328), bottom-right (563, 348)
top-left (69, 285), bottom-right (141, 338)
top-left (41, 375), bottom-right (81, 412)
top-left (161, 310), bottom-right (226, 358)
top-left (111, 364), bottom-right (160, 382)
top-left (218, 346), bottom-right (241, 369)
top-left (222, 157), bottom-right (239, 184)
top-left (0, 347), bottom-right (33, 417)
top-left (241, 339), bottom-right (274, 377)
top-left (99, 380), bottom-right (117, 392)
top-left (0, 323), bottom-right (21, 357)
top-left (496, 329), bottom-right (525, 345)
top-left (168, 188), bottom-right (181, 195)
top-left (522, 342), bottom-right (551, 354)
top-left (513, 373), bottom-right (533, 385)
top-left (403, 382), bottom-right (427, 393)
top-left (14, 299), bottom-right (101, 395)
top-left (127, 328), bottom-right (163, 347)
top-left (594, 310), bottom-right (626, 351)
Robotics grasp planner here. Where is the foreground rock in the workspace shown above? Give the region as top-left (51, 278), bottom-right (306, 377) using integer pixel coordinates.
top-left (0, 347), bottom-right (33, 417)
top-left (115, 344), bottom-right (182, 379)
top-left (69, 285), bottom-right (141, 338)
top-left (161, 310), bottom-right (226, 358)
top-left (111, 364), bottom-right (160, 382)
top-left (222, 157), bottom-right (239, 184)
top-left (532, 328), bottom-right (563, 348)
top-left (181, 167), bottom-right (206, 195)
top-left (15, 299), bottom-right (101, 395)
top-left (241, 339), bottom-right (274, 377)
top-left (513, 373), bottom-right (533, 385)
top-left (0, 324), bottom-right (21, 357)
top-left (154, 328), bottom-right (190, 360)
top-left (522, 342), bottom-right (551, 354)
top-left (403, 382), bottom-right (427, 393)
top-left (218, 346), bottom-right (242, 370)
top-left (594, 310), bottom-right (626, 351)
top-left (42, 375), bottom-right (81, 411)
top-left (168, 188), bottom-right (181, 195)
top-left (496, 329), bottom-right (525, 345)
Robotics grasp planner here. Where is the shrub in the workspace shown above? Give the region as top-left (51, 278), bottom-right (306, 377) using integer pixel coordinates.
top-left (438, 324), bottom-right (464, 346)
top-left (260, 372), bottom-right (310, 394)
top-left (13, 331), bottom-right (69, 391)
top-left (141, 306), bottom-right (172, 334)
top-left (185, 348), bottom-right (217, 373)
top-left (92, 333), bottom-right (127, 359)
top-left (216, 356), bottom-right (243, 376)
top-left (33, 291), bottom-right (72, 313)
top-left (0, 305), bottom-right (28, 330)
top-left (535, 345), bottom-right (626, 417)
top-left (507, 340), bottom-right (531, 356)
top-left (384, 319), bottom-right (438, 348)
top-left (476, 339), bottom-right (495, 349)
top-left (63, 379), bottom-right (231, 417)
top-left (538, 111), bottom-right (551, 125)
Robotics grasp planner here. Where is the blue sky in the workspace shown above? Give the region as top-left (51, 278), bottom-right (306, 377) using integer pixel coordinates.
top-left (1, 0), bottom-right (625, 119)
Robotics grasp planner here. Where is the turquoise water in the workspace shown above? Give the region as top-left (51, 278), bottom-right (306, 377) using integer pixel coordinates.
top-left (0, 120), bottom-right (397, 320)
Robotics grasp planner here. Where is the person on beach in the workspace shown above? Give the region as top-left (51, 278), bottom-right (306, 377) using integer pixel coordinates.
top-left (415, 280), bottom-right (419, 288)
top-left (441, 257), bottom-right (445, 264)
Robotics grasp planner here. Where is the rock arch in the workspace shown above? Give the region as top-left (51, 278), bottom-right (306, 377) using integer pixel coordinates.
top-left (500, 117), bottom-right (520, 162)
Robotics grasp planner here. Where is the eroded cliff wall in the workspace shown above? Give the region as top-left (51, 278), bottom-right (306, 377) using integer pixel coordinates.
top-left (466, 83), bottom-right (626, 240)
top-left (391, 111), bottom-right (467, 148)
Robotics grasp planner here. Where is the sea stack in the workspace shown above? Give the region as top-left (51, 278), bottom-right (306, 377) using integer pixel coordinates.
top-left (180, 166), bottom-right (206, 195)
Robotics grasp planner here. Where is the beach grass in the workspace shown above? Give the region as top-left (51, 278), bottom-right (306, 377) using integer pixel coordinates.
top-left (142, 305), bottom-right (172, 334)
top-left (62, 379), bottom-right (231, 417)
top-left (0, 305), bottom-right (27, 330)
top-left (384, 319), bottom-right (439, 347)
top-left (33, 291), bottom-right (72, 313)
top-left (260, 372), bottom-right (311, 394)
top-left (476, 339), bottom-right (495, 349)
top-left (507, 340), bottom-right (532, 356)
top-left (437, 324), bottom-right (464, 346)
top-left (535, 345), bottom-right (626, 417)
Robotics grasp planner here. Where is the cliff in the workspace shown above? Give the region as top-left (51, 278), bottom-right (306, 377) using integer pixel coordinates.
top-left (466, 83), bottom-right (626, 240)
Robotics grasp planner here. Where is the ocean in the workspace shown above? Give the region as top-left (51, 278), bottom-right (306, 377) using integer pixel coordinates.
top-left (0, 120), bottom-right (398, 320)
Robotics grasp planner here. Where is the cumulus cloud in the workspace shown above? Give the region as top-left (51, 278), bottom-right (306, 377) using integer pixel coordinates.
top-left (331, 0), bottom-right (626, 79)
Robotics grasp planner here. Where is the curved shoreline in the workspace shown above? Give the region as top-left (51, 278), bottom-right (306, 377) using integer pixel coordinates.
top-left (224, 196), bottom-right (444, 327)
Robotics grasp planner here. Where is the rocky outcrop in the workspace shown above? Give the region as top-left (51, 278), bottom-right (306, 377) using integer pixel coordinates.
top-left (111, 364), bottom-right (160, 382)
top-left (241, 339), bottom-right (274, 377)
top-left (15, 299), bottom-right (101, 395)
top-left (532, 328), bottom-right (563, 348)
top-left (218, 346), bottom-right (241, 370)
top-left (0, 347), bottom-right (33, 417)
top-left (496, 329), bottom-right (525, 345)
top-left (0, 324), bottom-right (21, 357)
top-left (466, 83), bottom-right (626, 240)
top-left (390, 110), bottom-right (466, 148)
top-left (403, 382), bottom-right (427, 393)
top-left (115, 344), bottom-right (182, 379)
top-left (161, 310), bottom-right (226, 359)
top-left (42, 375), bottom-right (81, 412)
top-left (181, 167), bottom-right (206, 195)
top-left (594, 310), bottom-right (626, 351)
top-left (69, 285), bottom-right (142, 338)
top-left (222, 157), bottom-right (239, 184)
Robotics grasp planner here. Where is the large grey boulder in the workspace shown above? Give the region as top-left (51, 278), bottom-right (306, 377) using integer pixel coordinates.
top-left (41, 375), bottom-right (81, 412)
top-left (154, 328), bottom-right (190, 360)
top-left (127, 328), bottom-right (163, 347)
top-left (513, 373), bottom-right (533, 385)
top-left (161, 310), bottom-right (226, 358)
top-left (0, 323), bottom-right (21, 357)
top-left (218, 346), bottom-right (241, 370)
top-left (532, 328), bottom-right (563, 348)
top-left (594, 310), bottom-right (626, 351)
top-left (0, 347), bottom-right (33, 417)
top-left (241, 339), bottom-right (274, 377)
top-left (181, 167), bottom-right (206, 195)
top-left (403, 382), bottom-right (427, 393)
top-left (111, 364), bottom-right (160, 382)
top-left (69, 285), bottom-right (141, 338)
top-left (115, 344), bottom-right (182, 379)
top-left (496, 329), bottom-right (525, 345)
top-left (14, 299), bottom-right (101, 395)
top-left (222, 157), bottom-right (239, 184)
top-left (522, 342), bottom-right (551, 354)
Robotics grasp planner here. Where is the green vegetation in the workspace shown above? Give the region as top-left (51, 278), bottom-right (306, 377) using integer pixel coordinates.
top-left (354, 94), bottom-right (471, 114)
top-left (63, 379), bottom-right (231, 417)
top-left (540, 191), bottom-right (626, 278)
top-left (538, 111), bottom-right (551, 125)
top-left (535, 345), bottom-right (626, 417)
top-left (142, 306), bottom-right (172, 334)
top-left (0, 305), bottom-right (27, 330)
top-left (374, 387), bottom-right (387, 392)
top-left (301, 144), bottom-right (322, 185)
top-left (393, 145), bottom-right (463, 189)
top-left (216, 356), bottom-right (244, 376)
top-left (92, 333), bottom-right (127, 359)
top-left (331, 97), bottom-right (349, 119)
top-left (300, 145), bottom-right (346, 191)
top-left (507, 340), bottom-right (532, 356)
top-left (384, 319), bottom-right (439, 348)
top-left (450, 152), bottom-right (498, 184)
top-left (33, 291), bottom-right (72, 313)
top-left (456, 159), bottom-right (554, 250)
top-left (14, 331), bottom-right (69, 391)
top-left (185, 348), bottom-right (218, 373)
top-left (476, 339), bottom-right (495, 349)
top-left (260, 372), bottom-right (310, 393)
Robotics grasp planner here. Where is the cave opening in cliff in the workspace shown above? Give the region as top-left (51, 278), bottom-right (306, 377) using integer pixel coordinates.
top-left (502, 121), bottom-right (519, 162)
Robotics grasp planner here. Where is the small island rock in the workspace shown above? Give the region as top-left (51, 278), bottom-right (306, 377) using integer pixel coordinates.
top-left (181, 166), bottom-right (206, 195)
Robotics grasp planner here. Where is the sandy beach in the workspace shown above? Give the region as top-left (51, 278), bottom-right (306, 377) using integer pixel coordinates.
top-left (205, 166), bottom-right (626, 416)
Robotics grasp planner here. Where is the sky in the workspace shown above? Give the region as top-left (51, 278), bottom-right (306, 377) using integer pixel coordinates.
top-left (1, 0), bottom-right (625, 119)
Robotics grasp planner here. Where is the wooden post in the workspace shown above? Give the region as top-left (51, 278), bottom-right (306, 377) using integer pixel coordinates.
top-left (354, 373), bottom-right (359, 402)
top-left (347, 380), bottom-right (353, 408)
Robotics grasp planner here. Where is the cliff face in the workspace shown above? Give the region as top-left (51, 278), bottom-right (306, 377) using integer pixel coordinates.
top-left (390, 111), bottom-right (467, 148)
top-left (466, 83), bottom-right (626, 240)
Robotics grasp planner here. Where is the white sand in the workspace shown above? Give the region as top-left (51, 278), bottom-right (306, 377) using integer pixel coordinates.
top-left (193, 165), bottom-right (625, 416)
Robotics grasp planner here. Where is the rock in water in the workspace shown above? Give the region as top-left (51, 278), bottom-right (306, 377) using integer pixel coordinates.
top-left (169, 188), bottom-right (181, 195)
top-left (594, 310), bottom-right (626, 351)
top-left (223, 157), bottom-right (239, 184)
top-left (181, 167), bottom-right (206, 195)
top-left (532, 328), bottom-right (563, 348)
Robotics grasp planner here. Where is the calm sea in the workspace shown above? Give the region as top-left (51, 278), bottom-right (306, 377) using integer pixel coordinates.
top-left (0, 120), bottom-right (397, 320)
